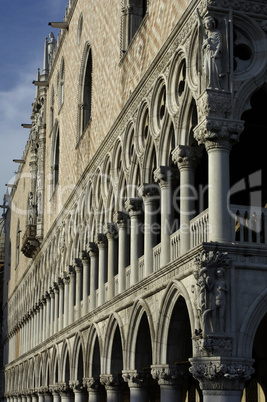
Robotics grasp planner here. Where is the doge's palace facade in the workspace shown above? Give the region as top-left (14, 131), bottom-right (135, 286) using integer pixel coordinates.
top-left (2, 0), bottom-right (267, 401)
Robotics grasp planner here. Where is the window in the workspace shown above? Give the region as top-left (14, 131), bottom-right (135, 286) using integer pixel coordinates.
top-left (51, 125), bottom-right (60, 192)
top-left (15, 220), bottom-right (21, 267)
top-left (50, 86), bottom-right (55, 132)
top-left (121, 0), bottom-right (148, 55)
top-left (58, 58), bottom-right (65, 110)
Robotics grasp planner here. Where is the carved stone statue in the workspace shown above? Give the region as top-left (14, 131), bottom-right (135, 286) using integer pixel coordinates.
top-left (28, 192), bottom-right (37, 225)
top-left (213, 267), bottom-right (228, 333)
top-left (48, 32), bottom-right (57, 65)
top-left (202, 15), bottom-right (224, 90)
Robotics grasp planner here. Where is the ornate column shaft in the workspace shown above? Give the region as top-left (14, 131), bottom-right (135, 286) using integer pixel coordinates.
top-left (173, 145), bottom-right (202, 255)
top-left (88, 245), bottom-right (98, 311)
top-left (63, 273), bottom-right (70, 327)
top-left (74, 259), bottom-right (82, 319)
top-left (95, 233), bottom-right (107, 306)
top-left (125, 198), bottom-right (143, 286)
top-left (58, 278), bottom-right (64, 331)
top-left (114, 211), bottom-right (129, 293)
top-left (104, 223), bottom-right (118, 300)
top-left (139, 184), bottom-right (159, 277)
top-left (82, 251), bottom-right (90, 315)
top-left (68, 267), bottom-right (75, 324)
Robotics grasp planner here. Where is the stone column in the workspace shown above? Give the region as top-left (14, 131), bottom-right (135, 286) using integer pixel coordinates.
top-left (83, 378), bottom-right (105, 402)
top-left (39, 301), bottom-right (44, 344)
top-left (69, 267), bottom-right (75, 324)
top-left (104, 223), bottom-right (118, 300)
top-left (69, 381), bottom-right (86, 402)
top-left (154, 167), bottom-right (178, 267)
top-left (45, 291), bottom-right (51, 339)
top-left (41, 296), bottom-right (46, 342)
top-left (114, 211), bottom-right (129, 294)
top-left (122, 370), bottom-right (150, 402)
top-left (26, 393), bottom-right (32, 402)
top-left (95, 234), bottom-right (107, 306)
top-left (189, 357), bottom-right (254, 402)
top-left (51, 391), bottom-right (60, 402)
top-left (74, 259), bottom-right (82, 319)
top-left (139, 184), bottom-right (159, 277)
top-left (173, 145), bottom-right (201, 255)
top-left (58, 278), bottom-right (64, 331)
top-left (101, 374), bottom-right (124, 402)
top-left (50, 288), bottom-right (55, 337)
top-left (63, 273), bottom-right (70, 328)
top-left (125, 198), bottom-right (143, 286)
top-left (151, 364), bottom-right (185, 402)
top-left (37, 393), bottom-right (44, 402)
top-left (21, 396), bottom-right (27, 402)
top-left (31, 394), bottom-right (38, 402)
top-left (53, 283), bottom-right (59, 334)
top-left (81, 251), bottom-right (90, 315)
top-left (88, 244), bottom-right (98, 311)
top-left (44, 392), bottom-right (52, 402)
top-left (194, 114), bottom-right (243, 243)
top-left (59, 390), bottom-right (74, 402)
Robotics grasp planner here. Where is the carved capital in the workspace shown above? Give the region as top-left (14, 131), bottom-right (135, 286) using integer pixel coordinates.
top-left (69, 380), bottom-right (84, 391)
top-left (88, 242), bottom-right (98, 256)
top-left (172, 145), bottom-right (202, 170)
top-left (189, 357), bottom-right (255, 391)
top-left (95, 233), bottom-right (107, 248)
top-left (154, 166), bottom-right (178, 187)
top-left (138, 183), bottom-right (159, 202)
top-left (74, 258), bottom-right (83, 272)
top-left (125, 198), bottom-right (143, 217)
top-left (100, 374), bottom-right (124, 389)
top-left (83, 377), bottom-right (102, 391)
top-left (81, 250), bottom-right (89, 261)
top-left (103, 222), bottom-right (118, 239)
top-left (194, 335), bottom-right (233, 357)
top-left (151, 364), bottom-right (189, 387)
top-left (122, 370), bottom-right (152, 388)
top-left (113, 211), bottom-right (128, 227)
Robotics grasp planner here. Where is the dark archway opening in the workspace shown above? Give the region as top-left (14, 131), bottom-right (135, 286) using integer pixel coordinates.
top-left (77, 346), bottom-right (84, 380)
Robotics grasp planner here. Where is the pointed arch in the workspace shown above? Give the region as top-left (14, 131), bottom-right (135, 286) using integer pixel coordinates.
top-left (102, 313), bottom-right (126, 373)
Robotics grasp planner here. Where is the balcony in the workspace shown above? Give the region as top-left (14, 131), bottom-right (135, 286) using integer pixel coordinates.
top-left (21, 224), bottom-right (40, 258)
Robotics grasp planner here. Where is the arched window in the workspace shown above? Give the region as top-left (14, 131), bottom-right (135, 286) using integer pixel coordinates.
top-left (51, 125), bottom-right (60, 192)
top-left (77, 43), bottom-right (93, 142)
top-left (121, 0), bottom-right (148, 55)
top-left (58, 58), bottom-right (65, 110)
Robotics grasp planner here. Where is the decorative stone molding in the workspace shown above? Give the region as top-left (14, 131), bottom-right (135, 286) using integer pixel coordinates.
top-left (83, 377), bottom-right (102, 391)
top-left (95, 233), bottom-right (107, 248)
top-left (194, 335), bottom-right (232, 357)
top-left (196, 90), bottom-right (232, 122)
top-left (81, 250), bottom-right (89, 261)
top-left (49, 383), bottom-right (71, 394)
top-left (189, 357), bottom-right (255, 391)
top-left (100, 374), bottom-right (124, 390)
top-left (122, 370), bottom-right (152, 388)
top-left (69, 380), bottom-right (84, 391)
top-left (88, 242), bottom-right (98, 256)
top-left (172, 145), bottom-right (202, 170)
top-left (151, 364), bottom-right (189, 387)
top-left (103, 222), bottom-right (118, 239)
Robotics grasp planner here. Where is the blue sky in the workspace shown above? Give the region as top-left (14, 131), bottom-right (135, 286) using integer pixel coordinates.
top-left (0, 0), bottom-right (68, 205)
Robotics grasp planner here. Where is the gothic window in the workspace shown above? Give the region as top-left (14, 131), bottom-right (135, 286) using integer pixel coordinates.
top-left (51, 126), bottom-right (60, 192)
top-left (77, 43), bottom-right (93, 142)
top-left (58, 59), bottom-right (65, 110)
top-left (121, 0), bottom-right (148, 56)
top-left (50, 86), bottom-right (55, 132)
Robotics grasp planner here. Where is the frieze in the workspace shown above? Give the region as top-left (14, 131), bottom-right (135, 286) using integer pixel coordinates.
top-left (194, 335), bottom-right (232, 357)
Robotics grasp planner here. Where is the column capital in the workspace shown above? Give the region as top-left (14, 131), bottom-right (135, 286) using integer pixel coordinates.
top-left (189, 357), bottom-right (254, 391)
top-left (151, 364), bottom-right (188, 387)
top-left (95, 233), bottom-right (107, 248)
top-left (113, 211), bottom-right (128, 228)
top-left (103, 222), bottom-right (118, 239)
top-left (45, 291), bottom-right (50, 301)
top-left (125, 197), bottom-right (143, 217)
top-left (57, 277), bottom-right (64, 289)
top-left (74, 257), bottom-right (83, 272)
top-left (172, 145), bottom-right (202, 170)
top-left (100, 374), bottom-right (124, 390)
top-left (122, 369), bottom-right (151, 388)
top-left (153, 166), bottom-right (179, 187)
top-left (49, 382), bottom-right (71, 395)
top-left (69, 380), bottom-right (84, 392)
top-left (194, 117), bottom-right (244, 152)
top-left (62, 272), bottom-right (70, 284)
top-left (81, 250), bottom-right (89, 261)
top-left (138, 183), bottom-right (159, 203)
top-left (83, 377), bottom-right (102, 391)
top-left (49, 287), bottom-right (55, 298)
top-left (88, 242), bottom-right (98, 256)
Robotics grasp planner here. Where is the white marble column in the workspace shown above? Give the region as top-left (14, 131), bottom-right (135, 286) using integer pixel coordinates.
top-left (104, 223), bottom-right (118, 300)
top-left (50, 288), bottom-right (55, 337)
top-left (125, 198), bottom-right (143, 286)
top-left (140, 184), bottom-right (159, 277)
top-left (83, 378), bottom-right (105, 402)
top-left (154, 166), bottom-right (178, 267)
top-left (122, 370), bottom-right (149, 402)
top-left (38, 393), bottom-right (44, 402)
top-left (53, 283), bottom-right (59, 334)
top-left (173, 145), bottom-right (201, 255)
top-left (88, 244), bottom-right (98, 311)
top-left (95, 233), bottom-right (107, 306)
top-left (63, 273), bottom-right (70, 328)
top-left (45, 291), bottom-right (51, 339)
top-left (41, 296), bottom-right (46, 342)
top-left (69, 382), bottom-right (86, 402)
top-left (31, 394), bottom-right (38, 402)
top-left (151, 364), bottom-right (183, 402)
top-left (58, 278), bottom-right (64, 331)
top-left (69, 267), bottom-right (75, 324)
top-left (39, 301), bottom-right (44, 344)
top-left (101, 374), bottom-right (124, 402)
top-left (74, 259), bottom-right (82, 319)
top-left (82, 251), bottom-right (90, 315)
top-left (59, 392), bottom-right (74, 402)
top-left (114, 211), bottom-right (129, 293)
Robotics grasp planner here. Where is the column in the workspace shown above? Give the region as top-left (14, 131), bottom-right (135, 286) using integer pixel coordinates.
top-left (74, 259), bottom-right (82, 319)
top-left (81, 251), bottom-right (90, 315)
top-left (189, 357), bottom-right (254, 402)
top-left (154, 167), bottom-right (178, 267)
top-left (50, 288), bottom-right (55, 337)
top-left (58, 278), bottom-right (64, 331)
top-left (63, 273), bottom-right (70, 328)
top-left (122, 370), bottom-right (149, 402)
top-left (31, 394), bottom-right (38, 402)
top-left (59, 390), bottom-right (74, 402)
top-left (125, 198), bottom-right (143, 286)
top-left (95, 234), bottom-right (107, 306)
top-left (88, 244), bottom-right (98, 311)
top-left (38, 393), bottom-right (44, 402)
top-left (69, 267), bottom-right (75, 324)
top-left (49, 388), bottom-right (60, 402)
top-left (45, 291), bottom-right (51, 339)
top-left (39, 301), bottom-right (44, 344)
top-left (151, 364), bottom-right (183, 402)
top-left (101, 374), bottom-right (124, 402)
top-left (83, 378), bottom-right (105, 402)
top-left (173, 145), bottom-right (201, 255)
top-left (41, 296), bottom-right (46, 342)
top-left (22, 396), bottom-right (27, 402)
top-left (104, 223), bottom-right (118, 300)
top-left (35, 304), bottom-right (40, 347)
top-left (139, 184), bottom-right (159, 277)
top-left (44, 392), bottom-right (52, 402)
top-left (53, 283), bottom-right (59, 334)
top-left (114, 211), bottom-right (129, 293)
top-left (69, 381), bottom-right (86, 402)
top-left (26, 394), bottom-right (32, 402)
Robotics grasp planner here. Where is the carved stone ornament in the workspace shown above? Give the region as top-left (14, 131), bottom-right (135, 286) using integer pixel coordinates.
top-left (69, 380), bottom-right (84, 391)
top-left (122, 370), bottom-right (152, 388)
top-left (172, 145), bottom-right (202, 170)
top-left (153, 166), bottom-right (179, 187)
top-left (197, 90), bottom-right (232, 122)
top-left (189, 357), bottom-right (255, 391)
top-left (83, 377), bottom-right (102, 391)
top-left (151, 364), bottom-right (189, 386)
top-left (100, 374), bottom-right (124, 389)
top-left (125, 198), bottom-right (143, 217)
top-left (192, 251), bottom-right (230, 338)
top-left (195, 335), bottom-right (233, 357)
